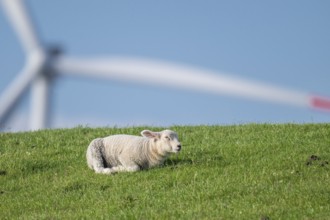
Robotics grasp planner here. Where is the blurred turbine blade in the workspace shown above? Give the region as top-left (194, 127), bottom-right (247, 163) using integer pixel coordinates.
top-left (0, 52), bottom-right (45, 124)
top-left (1, 0), bottom-right (43, 53)
top-left (54, 56), bottom-right (313, 108)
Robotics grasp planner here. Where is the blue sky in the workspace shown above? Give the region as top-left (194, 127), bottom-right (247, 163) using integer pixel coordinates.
top-left (0, 0), bottom-right (329, 131)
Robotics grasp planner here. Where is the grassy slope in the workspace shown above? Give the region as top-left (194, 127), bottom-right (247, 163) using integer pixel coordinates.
top-left (0, 124), bottom-right (330, 219)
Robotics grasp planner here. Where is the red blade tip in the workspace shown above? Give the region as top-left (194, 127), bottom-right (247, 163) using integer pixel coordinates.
top-left (310, 95), bottom-right (330, 111)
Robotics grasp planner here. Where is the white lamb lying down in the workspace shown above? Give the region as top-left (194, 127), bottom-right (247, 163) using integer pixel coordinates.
top-left (86, 129), bottom-right (181, 174)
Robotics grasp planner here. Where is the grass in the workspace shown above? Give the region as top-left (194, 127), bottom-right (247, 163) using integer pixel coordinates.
top-left (0, 124), bottom-right (330, 219)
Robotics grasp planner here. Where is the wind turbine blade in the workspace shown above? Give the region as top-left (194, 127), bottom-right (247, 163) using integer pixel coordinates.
top-left (54, 56), bottom-right (330, 111)
top-left (0, 52), bottom-right (45, 124)
top-left (1, 0), bottom-right (43, 53)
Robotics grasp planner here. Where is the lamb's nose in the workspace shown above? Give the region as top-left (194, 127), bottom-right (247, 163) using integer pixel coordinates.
top-left (177, 145), bottom-right (181, 151)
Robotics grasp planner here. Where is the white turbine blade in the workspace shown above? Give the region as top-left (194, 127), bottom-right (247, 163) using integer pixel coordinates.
top-left (54, 56), bottom-right (330, 111)
top-left (1, 0), bottom-right (43, 53)
top-left (0, 52), bottom-right (45, 123)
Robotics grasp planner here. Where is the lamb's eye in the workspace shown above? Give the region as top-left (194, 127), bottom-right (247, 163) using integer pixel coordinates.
top-left (165, 136), bottom-right (170, 140)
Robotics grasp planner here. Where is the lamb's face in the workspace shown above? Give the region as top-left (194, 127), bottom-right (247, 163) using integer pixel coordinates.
top-left (141, 129), bottom-right (182, 153)
top-left (159, 130), bottom-right (181, 153)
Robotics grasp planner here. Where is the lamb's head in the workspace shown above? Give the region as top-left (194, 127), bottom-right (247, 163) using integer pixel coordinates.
top-left (141, 129), bottom-right (181, 153)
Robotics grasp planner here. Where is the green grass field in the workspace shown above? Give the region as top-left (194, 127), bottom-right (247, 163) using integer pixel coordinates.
top-left (1, 124), bottom-right (330, 219)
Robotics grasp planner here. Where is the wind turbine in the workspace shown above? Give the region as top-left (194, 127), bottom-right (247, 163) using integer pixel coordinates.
top-left (1, 0), bottom-right (329, 131)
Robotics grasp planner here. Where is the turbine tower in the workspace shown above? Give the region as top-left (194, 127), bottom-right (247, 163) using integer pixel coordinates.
top-left (1, 0), bottom-right (330, 131)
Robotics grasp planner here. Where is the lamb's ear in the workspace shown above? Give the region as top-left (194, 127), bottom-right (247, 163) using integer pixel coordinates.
top-left (141, 130), bottom-right (160, 139)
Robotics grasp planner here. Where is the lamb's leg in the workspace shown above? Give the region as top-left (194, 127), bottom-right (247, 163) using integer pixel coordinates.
top-left (92, 154), bottom-right (114, 174)
top-left (87, 139), bottom-right (114, 175)
top-left (95, 167), bottom-right (113, 175)
top-left (110, 165), bottom-right (140, 173)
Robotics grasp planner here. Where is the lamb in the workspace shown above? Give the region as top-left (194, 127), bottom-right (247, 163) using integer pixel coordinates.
top-left (86, 129), bottom-right (181, 174)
